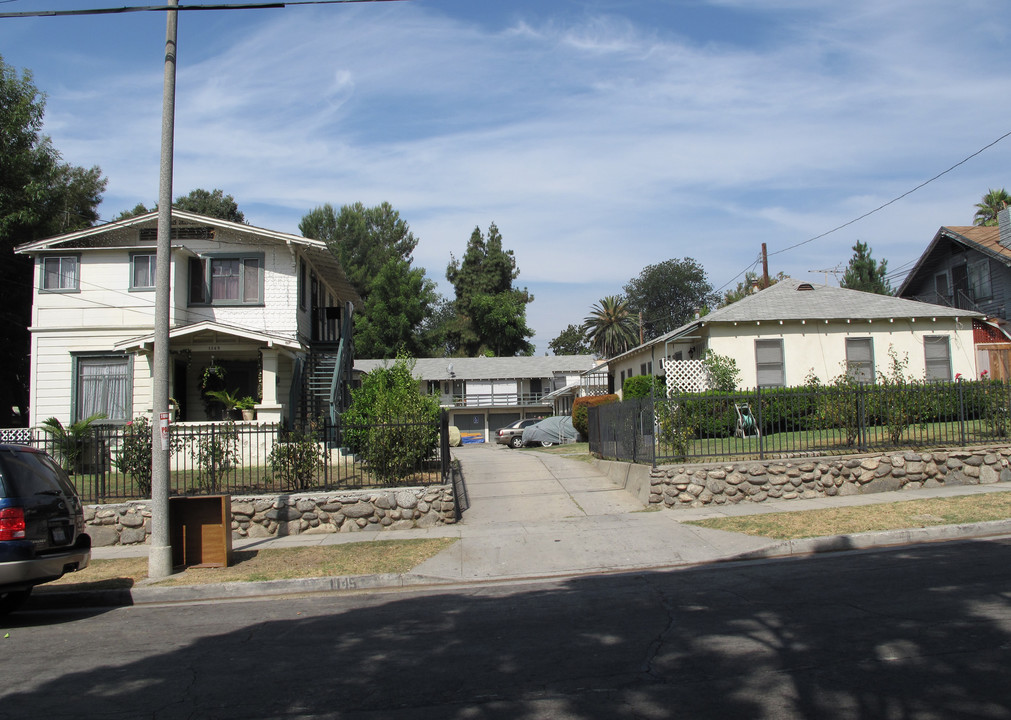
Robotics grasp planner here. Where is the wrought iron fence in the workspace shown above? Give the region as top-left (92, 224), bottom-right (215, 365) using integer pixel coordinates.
top-left (589, 379), bottom-right (1011, 465)
top-left (14, 410), bottom-right (450, 504)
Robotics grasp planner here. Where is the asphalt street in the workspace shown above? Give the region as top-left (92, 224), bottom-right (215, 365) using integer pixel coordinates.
top-left (4, 538), bottom-right (1011, 720)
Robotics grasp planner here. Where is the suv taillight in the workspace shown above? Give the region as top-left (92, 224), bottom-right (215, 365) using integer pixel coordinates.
top-left (0, 507), bottom-right (26, 541)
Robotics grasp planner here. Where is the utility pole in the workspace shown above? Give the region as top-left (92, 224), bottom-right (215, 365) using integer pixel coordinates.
top-left (761, 242), bottom-right (770, 289)
top-left (149, 0), bottom-right (178, 580)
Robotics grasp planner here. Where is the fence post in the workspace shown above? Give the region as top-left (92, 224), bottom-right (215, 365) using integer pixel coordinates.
top-left (440, 409), bottom-right (450, 482)
top-left (755, 386), bottom-right (765, 461)
top-left (957, 379), bottom-right (966, 445)
top-left (857, 384), bottom-right (868, 451)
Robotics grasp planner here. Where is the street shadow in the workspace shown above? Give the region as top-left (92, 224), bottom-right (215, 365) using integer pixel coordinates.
top-left (2, 539), bottom-right (1011, 718)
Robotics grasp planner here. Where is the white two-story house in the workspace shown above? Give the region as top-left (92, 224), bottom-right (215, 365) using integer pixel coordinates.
top-left (15, 210), bottom-right (361, 428)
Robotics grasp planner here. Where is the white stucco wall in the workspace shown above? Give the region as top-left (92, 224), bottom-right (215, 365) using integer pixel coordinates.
top-left (706, 317), bottom-right (976, 388)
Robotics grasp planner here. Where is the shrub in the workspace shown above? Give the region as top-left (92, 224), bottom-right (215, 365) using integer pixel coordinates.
top-left (341, 355), bottom-right (440, 483)
top-left (115, 416), bottom-right (154, 496)
top-left (623, 375), bottom-right (665, 399)
top-left (572, 393), bottom-right (619, 438)
top-left (703, 352), bottom-right (741, 392)
top-left (185, 422), bottom-right (240, 492)
top-left (269, 422), bottom-right (325, 491)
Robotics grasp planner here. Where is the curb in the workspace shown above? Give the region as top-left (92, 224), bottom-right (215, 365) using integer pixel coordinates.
top-left (29, 519), bottom-right (1011, 611)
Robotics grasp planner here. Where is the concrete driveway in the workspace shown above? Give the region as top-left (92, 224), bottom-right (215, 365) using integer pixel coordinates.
top-left (410, 443), bottom-right (776, 582)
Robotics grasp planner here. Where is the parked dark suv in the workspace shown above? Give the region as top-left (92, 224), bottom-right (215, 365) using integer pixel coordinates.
top-left (0, 445), bottom-right (91, 615)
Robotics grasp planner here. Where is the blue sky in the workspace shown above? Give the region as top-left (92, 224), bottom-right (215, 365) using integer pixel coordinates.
top-left (2, 0), bottom-right (1010, 354)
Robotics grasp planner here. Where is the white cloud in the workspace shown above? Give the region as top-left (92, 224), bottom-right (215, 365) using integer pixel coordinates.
top-left (4, 0), bottom-right (1009, 352)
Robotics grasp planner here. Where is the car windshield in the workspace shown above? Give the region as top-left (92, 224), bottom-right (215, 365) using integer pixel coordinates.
top-left (0, 449), bottom-right (77, 500)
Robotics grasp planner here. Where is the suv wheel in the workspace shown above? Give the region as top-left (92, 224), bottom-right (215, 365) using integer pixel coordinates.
top-left (509, 436), bottom-right (524, 449)
top-left (0, 588), bottom-right (32, 616)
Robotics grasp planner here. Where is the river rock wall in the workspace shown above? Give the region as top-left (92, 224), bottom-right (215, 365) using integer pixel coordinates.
top-left (648, 447), bottom-right (1011, 508)
top-left (85, 485), bottom-right (457, 547)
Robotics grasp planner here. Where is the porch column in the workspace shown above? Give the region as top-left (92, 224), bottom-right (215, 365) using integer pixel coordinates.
top-left (257, 348), bottom-right (283, 423)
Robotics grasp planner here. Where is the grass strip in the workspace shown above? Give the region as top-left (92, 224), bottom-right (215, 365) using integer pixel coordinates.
top-left (42, 537), bottom-right (457, 592)
top-left (684, 492), bottom-right (1011, 539)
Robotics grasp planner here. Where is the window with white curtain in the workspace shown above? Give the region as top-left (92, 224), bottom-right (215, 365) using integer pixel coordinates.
top-left (188, 253), bottom-right (263, 305)
top-left (41, 256), bottom-right (79, 292)
top-left (130, 253), bottom-right (156, 290)
top-left (75, 356), bottom-right (130, 421)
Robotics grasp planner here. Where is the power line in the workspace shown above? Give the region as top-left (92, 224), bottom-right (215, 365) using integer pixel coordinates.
top-left (0, 0), bottom-right (408, 19)
top-left (767, 128), bottom-right (1011, 259)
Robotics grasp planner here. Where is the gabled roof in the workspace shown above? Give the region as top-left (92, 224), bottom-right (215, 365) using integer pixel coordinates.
top-left (14, 210), bottom-right (362, 307)
top-left (896, 225), bottom-right (1007, 297)
top-left (354, 355), bottom-right (598, 382)
top-left (606, 277), bottom-right (981, 365)
top-left (114, 320), bottom-right (303, 352)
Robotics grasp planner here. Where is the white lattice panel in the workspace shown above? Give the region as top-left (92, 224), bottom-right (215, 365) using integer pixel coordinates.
top-left (663, 359), bottom-right (711, 395)
top-left (0, 427), bottom-right (33, 444)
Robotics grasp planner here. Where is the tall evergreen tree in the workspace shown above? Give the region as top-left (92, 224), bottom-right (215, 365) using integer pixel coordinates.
top-left (0, 55), bottom-right (107, 425)
top-left (445, 223), bottom-right (534, 357)
top-left (973, 188), bottom-right (1011, 227)
top-left (840, 240), bottom-right (891, 295)
top-left (299, 202), bottom-right (437, 358)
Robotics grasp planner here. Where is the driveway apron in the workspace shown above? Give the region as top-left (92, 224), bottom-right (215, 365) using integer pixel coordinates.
top-left (410, 443), bottom-right (776, 582)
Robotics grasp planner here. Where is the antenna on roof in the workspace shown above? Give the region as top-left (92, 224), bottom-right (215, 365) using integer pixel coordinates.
top-left (809, 264), bottom-right (843, 285)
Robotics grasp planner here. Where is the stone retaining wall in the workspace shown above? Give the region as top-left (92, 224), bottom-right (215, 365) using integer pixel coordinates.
top-left (648, 446), bottom-right (1011, 509)
top-left (85, 485), bottom-right (457, 547)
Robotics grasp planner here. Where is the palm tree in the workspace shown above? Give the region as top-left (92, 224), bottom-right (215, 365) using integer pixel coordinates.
top-left (582, 296), bottom-right (638, 358)
top-left (973, 188), bottom-right (1011, 227)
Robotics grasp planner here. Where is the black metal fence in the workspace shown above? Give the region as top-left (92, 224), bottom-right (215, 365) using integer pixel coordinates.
top-left (16, 410), bottom-right (450, 504)
top-left (589, 379), bottom-right (1011, 465)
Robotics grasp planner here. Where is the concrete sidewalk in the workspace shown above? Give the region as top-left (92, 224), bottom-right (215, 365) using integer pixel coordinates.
top-left (35, 443), bottom-right (1011, 608)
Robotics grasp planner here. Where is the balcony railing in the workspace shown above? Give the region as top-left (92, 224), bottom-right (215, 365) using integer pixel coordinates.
top-left (446, 392), bottom-right (551, 408)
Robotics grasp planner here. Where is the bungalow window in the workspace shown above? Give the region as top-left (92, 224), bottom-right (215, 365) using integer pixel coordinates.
top-left (74, 355), bottom-right (131, 422)
top-left (188, 254), bottom-right (264, 305)
top-left (41, 256), bottom-right (79, 292)
top-left (968, 259), bottom-right (992, 301)
top-left (130, 253), bottom-right (156, 290)
top-left (755, 339), bottom-right (784, 387)
top-left (924, 336), bottom-right (952, 382)
top-left (640, 363), bottom-right (647, 375)
top-left (846, 338), bottom-right (874, 384)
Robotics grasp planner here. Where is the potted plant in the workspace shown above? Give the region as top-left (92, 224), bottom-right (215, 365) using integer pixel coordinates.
top-left (204, 388), bottom-right (243, 420)
top-left (236, 396), bottom-right (257, 421)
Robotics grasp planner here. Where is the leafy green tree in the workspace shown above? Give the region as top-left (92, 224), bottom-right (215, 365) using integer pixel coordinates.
top-left (623, 258), bottom-right (717, 340)
top-left (445, 223), bottom-right (534, 357)
top-left (300, 202), bottom-right (437, 358)
top-left (341, 355), bottom-right (441, 482)
top-left (840, 240), bottom-right (891, 295)
top-left (1, 55), bottom-right (107, 425)
top-left (174, 188), bottom-right (245, 223)
top-left (548, 324), bottom-right (592, 355)
top-left (973, 188), bottom-right (1011, 227)
top-left (582, 296), bottom-right (637, 358)
top-left (720, 271), bottom-right (788, 306)
top-left (114, 188), bottom-right (245, 222)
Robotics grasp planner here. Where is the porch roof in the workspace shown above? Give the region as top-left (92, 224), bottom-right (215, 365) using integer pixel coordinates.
top-left (114, 320), bottom-right (303, 352)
